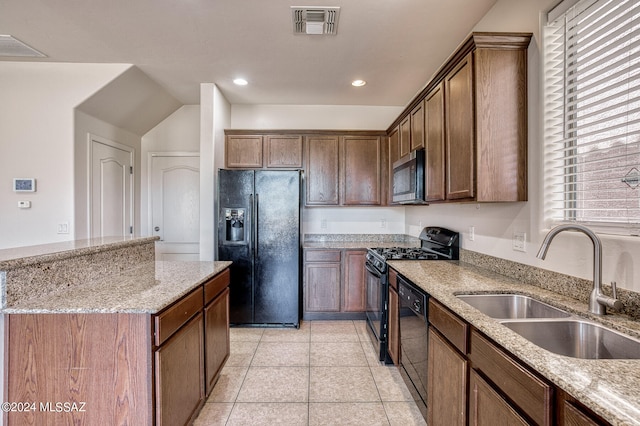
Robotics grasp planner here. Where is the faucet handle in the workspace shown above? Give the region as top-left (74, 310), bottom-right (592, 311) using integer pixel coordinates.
top-left (597, 281), bottom-right (623, 311)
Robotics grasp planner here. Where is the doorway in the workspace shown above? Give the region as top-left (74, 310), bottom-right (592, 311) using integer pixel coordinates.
top-left (89, 135), bottom-right (134, 239)
top-left (149, 153), bottom-right (200, 260)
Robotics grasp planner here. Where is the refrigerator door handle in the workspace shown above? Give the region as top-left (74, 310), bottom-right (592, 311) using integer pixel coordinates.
top-left (249, 194), bottom-right (254, 254)
top-left (255, 193), bottom-right (259, 258)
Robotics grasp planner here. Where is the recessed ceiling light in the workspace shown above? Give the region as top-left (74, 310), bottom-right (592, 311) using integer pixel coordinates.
top-left (233, 78), bottom-right (248, 86)
top-left (352, 79), bottom-right (366, 87)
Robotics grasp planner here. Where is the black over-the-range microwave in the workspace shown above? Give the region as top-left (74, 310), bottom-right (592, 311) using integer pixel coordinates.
top-left (392, 149), bottom-right (426, 204)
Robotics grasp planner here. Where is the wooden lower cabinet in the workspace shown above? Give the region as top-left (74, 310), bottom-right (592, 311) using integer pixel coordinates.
top-left (469, 330), bottom-right (553, 425)
top-left (427, 327), bottom-right (467, 426)
top-left (469, 369), bottom-right (529, 425)
top-left (342, 249), bottom-right (366, 311)
top-left (303, 248), bottom-right (368, 319)
top-left (205, 287), bottom-right (230, 395)
top-left (5, 268), bottom-right (231, 426)
top-left (304, 260), bottom-right (341, 313)
top-left (155, 313), bottom-right (205, 426)
top-left (387, 268), bottom-right (399, 365)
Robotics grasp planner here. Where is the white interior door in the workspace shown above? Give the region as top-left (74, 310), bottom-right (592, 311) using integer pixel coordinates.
top-left (90, 136), bottom-right (134, 238)
top-left (150, 154), bottom-right (200, 260)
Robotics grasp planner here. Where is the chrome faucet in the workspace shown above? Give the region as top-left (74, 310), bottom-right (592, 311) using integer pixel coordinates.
top-left (536, 224), bottom-right (622, 315)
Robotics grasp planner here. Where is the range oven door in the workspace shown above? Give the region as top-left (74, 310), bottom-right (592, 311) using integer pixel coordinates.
top-left (364, 260), bottom-right (387, 360)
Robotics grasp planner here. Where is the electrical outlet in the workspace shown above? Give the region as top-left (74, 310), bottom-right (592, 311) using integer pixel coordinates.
top-left (468, 226), bottom-right (475, 241)
top-left (320, 219), bottom-right (327, 229)
top-left (57, 222), bottom-right (69, 234)
top-left (380, 218), bottom-right (386, 228)
top-left (513, 231), bottom-right (526, 252)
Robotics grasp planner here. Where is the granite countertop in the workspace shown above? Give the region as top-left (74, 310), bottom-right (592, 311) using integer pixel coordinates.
top-left (2, 260), bottom-right (232, 314)
top-left (388, 260), bottom-right (640, 426)
top-left (0, 236), bottom-right (160, 270)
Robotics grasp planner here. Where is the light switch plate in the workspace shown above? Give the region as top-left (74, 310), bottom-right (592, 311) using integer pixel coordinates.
top-left (513, 231), bottom-right (526, 252)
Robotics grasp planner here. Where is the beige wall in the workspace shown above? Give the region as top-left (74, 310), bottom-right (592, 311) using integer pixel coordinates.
top-left (0, 62), bottom-right (129, 248)
top-left (403, 0), bottom-right (640, 292)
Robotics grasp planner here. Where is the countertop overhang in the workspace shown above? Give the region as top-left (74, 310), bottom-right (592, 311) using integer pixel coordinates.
top-left (1, 260), bottom-right (232, 314)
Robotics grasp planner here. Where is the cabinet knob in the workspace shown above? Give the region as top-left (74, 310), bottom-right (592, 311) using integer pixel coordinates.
top-left (154, 226), bottom-right (160, 232)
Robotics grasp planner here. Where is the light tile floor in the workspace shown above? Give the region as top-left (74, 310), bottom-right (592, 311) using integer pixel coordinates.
top-left (194, 320), bottom-right (427, 425)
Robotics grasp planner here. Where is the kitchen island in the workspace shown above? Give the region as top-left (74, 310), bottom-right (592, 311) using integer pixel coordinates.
top-left (0, 237), bottom-right (231, 425)
top-left (389, 259), bottom-right (640, 426)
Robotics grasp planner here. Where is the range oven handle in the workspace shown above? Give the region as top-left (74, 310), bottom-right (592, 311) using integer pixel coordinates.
top-left (364, 262), bottom-right (383, 278)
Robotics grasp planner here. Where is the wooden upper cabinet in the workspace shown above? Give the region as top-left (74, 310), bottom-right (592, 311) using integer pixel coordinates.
top-left (399, 116), bottom-right (411, 157)
top-left (341, 135), bottom-right (382, 205)
top-left (386, 32), bottom-right (531, 204)
top-left (225, 135), bottom-right (263, 168)
top-left (388, 126), bottom-right (400, 204)
top-left (410, 100), bottom-right (425, 151)
top-left (474, 43), bottom-right (529, 201)
top-left (445, 52), bottom-right (475, 201)
top-left (305, 135), bottom-right (340, 205)
top-left (424, 82), bottom-right (446, 202)
top-left (264, 135), bottom-right (303, 168)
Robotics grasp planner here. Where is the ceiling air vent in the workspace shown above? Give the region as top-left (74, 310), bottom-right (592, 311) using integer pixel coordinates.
top-left (0, 35), bottom-right (46, 57)
top-left (291, 7), bottom-right (340, 35)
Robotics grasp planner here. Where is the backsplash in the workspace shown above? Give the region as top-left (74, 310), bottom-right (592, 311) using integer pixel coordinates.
top-left (304, 233), bottom-right (419, 243)
top-left (461, 249), bottom-right (640, 320)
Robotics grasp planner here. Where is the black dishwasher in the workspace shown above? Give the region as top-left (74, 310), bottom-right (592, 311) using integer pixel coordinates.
top-left (398, 275), bottom-right (429, 421)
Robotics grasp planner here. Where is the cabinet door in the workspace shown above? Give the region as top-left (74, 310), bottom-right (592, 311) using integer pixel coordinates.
top-left (205, 288), bottom-right (230, 396)
top-left (445, 53), bottom-right (475, 200)
top-left (387, 269), bottom-right (399, 365)
top-left (410, 100), bottom-right (425, 151)
top-left (265, 135), bottom-right (303, 168)
top-left (388, 126), bottom-right (401, 204)
top-left (155, 313), bottom-right (204, 426)
top-left (304, 262), bottom-right (341, 312)
top-left (342, 250), bottom-right (367, 312)
top-left (341, 136), bottom-right (382, 205)
top-left (563, 400), bottom-right (602, 426)
top-left (469, 369), bottom-right (529, 426)
top-left (424, 83), bottom-right (446, 202)
top-left (400, 116), bottom-right (411, 157)
top-left (305, 136), bottom-right (340, 205)
top-left (225, 135), bottom-right (263, 168)
top-left (427, 328), bottom-right (467, 426)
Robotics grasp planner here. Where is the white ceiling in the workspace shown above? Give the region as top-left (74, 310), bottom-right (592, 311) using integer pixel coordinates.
top-left (0, 0), bottom-right (498, 106)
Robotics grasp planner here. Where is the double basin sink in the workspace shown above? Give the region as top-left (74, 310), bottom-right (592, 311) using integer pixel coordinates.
top-left (456, 293), bottom-right (640, 359)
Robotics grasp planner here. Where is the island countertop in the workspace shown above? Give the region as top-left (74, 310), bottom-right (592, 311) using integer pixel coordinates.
top-left (388, 259), bottom-right (640, 426)
top-left (1, 260), bottom-right (232, 314)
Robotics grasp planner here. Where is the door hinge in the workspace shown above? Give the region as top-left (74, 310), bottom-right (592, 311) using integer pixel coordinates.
top-left (129, 226), bottom-right (133, 234)
top-left (130, 166), bottom-right (133, 175)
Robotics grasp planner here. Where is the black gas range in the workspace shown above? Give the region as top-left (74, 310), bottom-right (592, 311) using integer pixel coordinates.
top-left (364, 227), bottom-right (459, 363)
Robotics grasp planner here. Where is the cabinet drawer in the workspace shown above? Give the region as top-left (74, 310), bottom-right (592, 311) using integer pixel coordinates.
top-left (429, 298), bottom-right (468, 353)
top-left (155, 287), bottom-right (204, 346)
top-left (204, 268), bottom-right (230, 305)
top-left (469, 330), bottom-right (553, 426)
top-left (305, 249), bottom-right (342, 262)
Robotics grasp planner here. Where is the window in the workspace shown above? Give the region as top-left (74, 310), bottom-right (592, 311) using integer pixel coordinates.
top-left (544, 0), bottom-right (640, 234)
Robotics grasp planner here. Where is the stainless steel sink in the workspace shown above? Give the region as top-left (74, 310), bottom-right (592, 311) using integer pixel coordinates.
top-left (456, 294), bottom-right (571, 319)
top-left (501, 320), bottom-right (640, 359)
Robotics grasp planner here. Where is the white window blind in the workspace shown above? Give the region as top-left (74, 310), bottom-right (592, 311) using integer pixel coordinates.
top-left (544, 0), bottom-right (640, 234)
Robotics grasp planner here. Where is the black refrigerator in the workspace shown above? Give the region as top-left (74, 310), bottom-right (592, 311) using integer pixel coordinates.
top-left (217, 169), bottom-right (301, 327)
